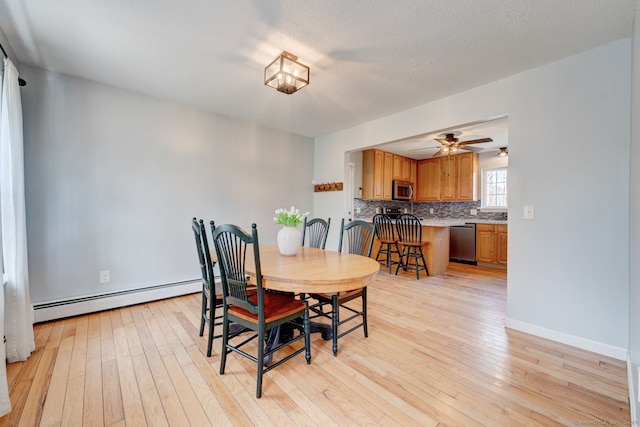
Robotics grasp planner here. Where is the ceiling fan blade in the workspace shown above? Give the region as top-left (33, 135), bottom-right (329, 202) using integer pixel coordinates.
top-left (433, 138), bottom-right (449, 145)
top-left (459, 145), bottom-right (484, 152)
top-left (432, 148), bottom-right (444, 157)
top-left (458, 137), bottom-right (493, 145)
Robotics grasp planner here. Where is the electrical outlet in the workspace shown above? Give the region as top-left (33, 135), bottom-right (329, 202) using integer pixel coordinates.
top-left (429, 208), bottom-right (434, 214)
top-left (99, 270), bottom-right (110, 283)
top-left (356, 207), bottom-right (361, 214)
top-left (470, 209), bottom-right (478, 216)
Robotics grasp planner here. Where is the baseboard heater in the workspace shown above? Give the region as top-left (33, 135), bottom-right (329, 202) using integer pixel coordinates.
top-left (33, 279), bottom-right (202, 323)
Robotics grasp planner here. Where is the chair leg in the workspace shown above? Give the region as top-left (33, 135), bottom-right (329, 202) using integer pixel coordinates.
top-left (256, 326), bottom-right (265, 398)
top-left (219, 317), bottom-right (229, 375)
top-left (395, 246), bottom-right (407, 275)
top-left (199, 289), bottom-right (207, 337)
top-left (362, 288), bottom-right (368, 338)
top-left (206, 314), bottom-right (215, 357)
top-left (376, 243), bottom-right (392, 273)
top-left (332, 294), bottom-right (339, 356)
top-left (385, 244), bottom-right (393, 273)
top-left (206, 289), bottom-right (215, 357)
top-left (375, 246), bottom-right (383, 262)
top-left (421, 250), bottom-right (429, 276)
top-left (304, 304), bottom-right (311, 364)
top-left (390, 243), bottom-right (399, 274)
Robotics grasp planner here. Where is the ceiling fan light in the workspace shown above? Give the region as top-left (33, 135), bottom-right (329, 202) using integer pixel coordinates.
top-left (264, 51), bottom-right (310, 94)
top-left (497, 147), bottom-right (508, 157)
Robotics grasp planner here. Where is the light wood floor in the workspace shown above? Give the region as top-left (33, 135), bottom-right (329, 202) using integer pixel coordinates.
top-left (0, 263), bottom-right (630, 426)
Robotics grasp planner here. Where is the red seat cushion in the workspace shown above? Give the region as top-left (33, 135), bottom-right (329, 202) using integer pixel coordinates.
top-left (228, 292), bottom-right (305, 324)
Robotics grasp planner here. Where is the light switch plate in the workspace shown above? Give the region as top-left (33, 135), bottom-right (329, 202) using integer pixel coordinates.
top-left (470, 209), bottom-right (478, 216)
top-left (523, 205), bottom-right (535, 219)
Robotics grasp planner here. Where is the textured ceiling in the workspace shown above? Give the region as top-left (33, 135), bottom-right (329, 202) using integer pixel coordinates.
top-left (0, 0), bottom-right (635, 142)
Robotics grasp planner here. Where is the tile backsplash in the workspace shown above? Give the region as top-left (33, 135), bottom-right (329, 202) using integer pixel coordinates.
top-left (354, 199), bottom-right (507, 221)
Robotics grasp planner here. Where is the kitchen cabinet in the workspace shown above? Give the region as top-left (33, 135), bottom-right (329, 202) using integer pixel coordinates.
top-left (476, 223), bottom-right (508, 267)
top-left (415, 153), bottom-right (478, 202)
top-left (415, 158), bottom-right (441, 201)
top-left (456, 152), bottom-right (478, 201)
top-left (409, 158), bottom-right (417, 184)
top-left (362, 149), bottom-right (393, 200)
top-left (393, 154), bottom-right (415, 183)
top-left (440, 155), bottom-right (456, 200)
top-left (393, 155), bottom-right (403, 180)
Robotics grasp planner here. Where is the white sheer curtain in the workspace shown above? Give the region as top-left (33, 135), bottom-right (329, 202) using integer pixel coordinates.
top-left (0, 57), bottom-right (34, 416)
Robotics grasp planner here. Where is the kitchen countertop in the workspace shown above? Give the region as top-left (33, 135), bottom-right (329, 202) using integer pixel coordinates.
top-left (356, 217), bottom-right (508, 226)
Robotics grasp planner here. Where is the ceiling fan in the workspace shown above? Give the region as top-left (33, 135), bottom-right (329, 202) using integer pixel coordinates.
top-left (431, 133), bottom-right (493, 157)
top-left (409, 132), bottom-right (494, 157)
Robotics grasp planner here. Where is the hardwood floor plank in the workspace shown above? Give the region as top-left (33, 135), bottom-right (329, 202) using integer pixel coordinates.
top-left (185, 345), bottom-right (255, 426)
top-left (162, 353), bottom-right (213, 426)
top-left (136, 322), bottom-right (191, 427)
top-left (1, 263), bottom-right (630, 426)
top-left (83, 313), bottom-right (104, 426)
top-left (180, 350), bottom-right (233, 425)
top-left (61, 375), bottom-right (85, 427)
top-left (39, 332), bottom-right (74, 426)
top-left (101, 359), bottom-right (123, 425)
top-left (117, 355), bottom-right (147, 425)
top-left (130, 355), bottom-right (169, 426)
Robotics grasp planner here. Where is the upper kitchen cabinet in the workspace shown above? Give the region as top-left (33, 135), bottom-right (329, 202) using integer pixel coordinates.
top-left (415, 152), bottom-right (478, 202)
top-left (456, 152), bottom-right (478, 201)
top-left (440, 155), bottom-right (456, 201)
top-left (363, 149), bottom-right (416, 200)
top-left (393, 155), bottom-right (416, 183)
top-left (362, 149), bottom-right (393, 200)
top-left (415, 158), bottom-right (441, 201)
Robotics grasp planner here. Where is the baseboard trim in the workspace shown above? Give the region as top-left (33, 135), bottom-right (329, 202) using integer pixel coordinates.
top-left (627, 355), bottom-right (637, 424)
top-left (505, 318), bottom-right (627, 361)
top-left (33, 280), bottom-right (201, 323)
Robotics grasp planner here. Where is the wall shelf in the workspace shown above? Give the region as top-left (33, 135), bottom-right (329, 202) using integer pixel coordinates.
top-left (314, 182), bottom-right (343, 192)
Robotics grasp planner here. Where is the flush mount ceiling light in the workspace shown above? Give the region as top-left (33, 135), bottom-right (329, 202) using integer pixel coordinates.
top-left (264, 51), bottom-right (309, 95)
top-left (497, 147), bottom-right (509, 157)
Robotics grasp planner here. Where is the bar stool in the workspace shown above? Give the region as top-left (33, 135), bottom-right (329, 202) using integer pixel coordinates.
top-left (373, 214), bottom-right (401, 273)
top-left (395, 214), bottom-right (430, 279)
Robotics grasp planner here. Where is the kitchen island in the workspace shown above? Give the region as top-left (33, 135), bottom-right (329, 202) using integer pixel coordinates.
top-left (365, 218), bottom-right (467, 276)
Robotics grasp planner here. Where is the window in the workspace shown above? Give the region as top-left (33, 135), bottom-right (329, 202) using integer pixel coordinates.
top-left (482, 167), bottom-right (507, 209)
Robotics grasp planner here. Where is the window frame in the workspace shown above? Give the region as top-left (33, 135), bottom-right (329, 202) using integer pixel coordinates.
top-left (481, 166), bottom-right (508, 210)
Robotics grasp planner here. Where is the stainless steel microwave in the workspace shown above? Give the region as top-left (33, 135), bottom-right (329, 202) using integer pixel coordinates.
top-left (392, 180), bottom-right (413, 201)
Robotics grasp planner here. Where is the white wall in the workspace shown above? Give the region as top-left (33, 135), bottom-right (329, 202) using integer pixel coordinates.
top-left (21, 66), bottom-right (314, 304)
top-left (315, 39), bottom-right (631, 356)
top-left (628, 0), bottom-right (640, 420)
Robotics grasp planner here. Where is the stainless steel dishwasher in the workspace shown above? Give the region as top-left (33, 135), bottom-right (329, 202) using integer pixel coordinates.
top-left (449, 223), bottom-right (477, 265)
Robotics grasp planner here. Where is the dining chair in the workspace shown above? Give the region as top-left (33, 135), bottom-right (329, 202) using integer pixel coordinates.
top-left (309, 219), bottom-right (375, 356)
top-left (373, 213), bottom-right (401, 273)
top-left (191, 217), bottom-right (224, 357)
top-left (210, 222), bottom-right (311, 398)
top-left (301, 217), bottom-right (331, 249)
top-left (395, 213), bottom-right (430, 279)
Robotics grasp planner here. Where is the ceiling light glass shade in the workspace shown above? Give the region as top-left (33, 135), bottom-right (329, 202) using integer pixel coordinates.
top-left (264, 51), bottom-right (310, 94)
top-left (497, 147), bottom-right (508, 157)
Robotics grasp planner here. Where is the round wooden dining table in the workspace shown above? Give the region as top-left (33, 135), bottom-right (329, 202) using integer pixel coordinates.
top-left (245, 245), bottom-right (380, 293)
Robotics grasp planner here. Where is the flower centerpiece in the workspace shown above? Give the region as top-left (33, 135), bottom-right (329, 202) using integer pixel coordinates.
top-left (274, 206), bottom-right (310, 256)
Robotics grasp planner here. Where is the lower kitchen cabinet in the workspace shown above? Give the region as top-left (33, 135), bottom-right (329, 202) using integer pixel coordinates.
top-left (476, 223), bottom-right (508, 267)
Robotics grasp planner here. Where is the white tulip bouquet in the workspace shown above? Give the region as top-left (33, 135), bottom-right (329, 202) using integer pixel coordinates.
top-left (273, 206), bottom-right (310, 227)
